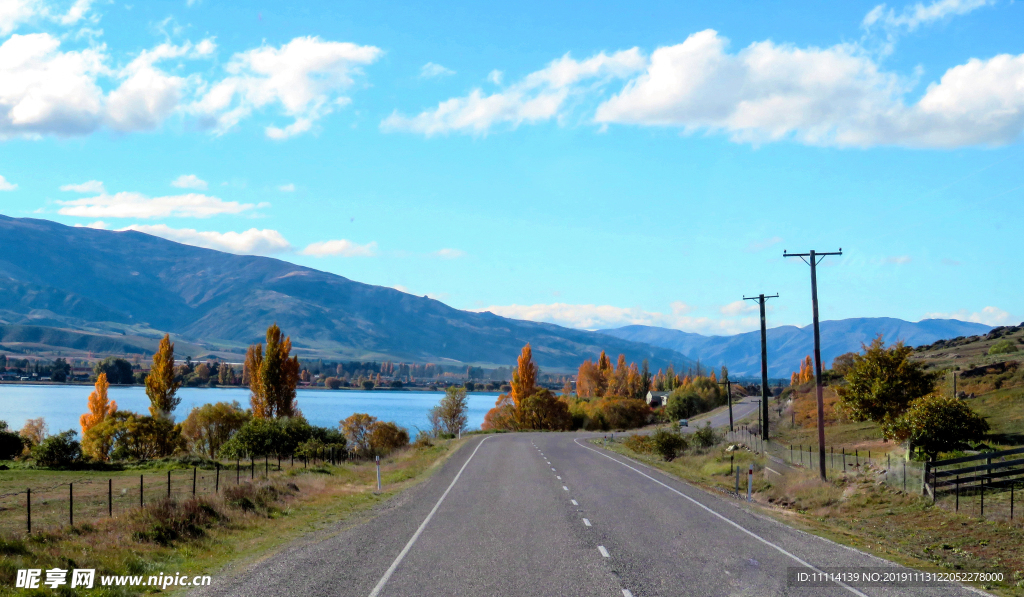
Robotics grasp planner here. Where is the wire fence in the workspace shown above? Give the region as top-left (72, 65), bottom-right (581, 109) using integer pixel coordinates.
top-left (0, 452), bottom-right (333, 536)
top-left (723, 425), bottom-right (1023, 522)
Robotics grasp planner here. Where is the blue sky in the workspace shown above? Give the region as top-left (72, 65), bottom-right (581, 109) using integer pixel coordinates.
top-left (0, 0), bottom-right (1021, 335)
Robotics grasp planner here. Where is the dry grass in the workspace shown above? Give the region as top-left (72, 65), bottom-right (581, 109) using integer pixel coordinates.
top-left (0, 440), bottom-right (463, 596)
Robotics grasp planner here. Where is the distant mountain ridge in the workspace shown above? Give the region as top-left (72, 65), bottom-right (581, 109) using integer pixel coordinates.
top-left (0, 215), bottom-right (692, 370)
top-left (598, 318), bottom-right (993, 378)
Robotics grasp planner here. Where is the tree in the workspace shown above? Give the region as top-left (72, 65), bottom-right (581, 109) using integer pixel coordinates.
top-left (181, 401), bottom-right (250, 458)
top-left (51, 358), bottom-right (71, 382)
top-left (342, 413), bottom-right (378, 455)
top-left (889, 395), bottom-right (989, 458)
top-left (0, 421), bottom-right (24, 460)
top-left (989, 339), bottom-right (1019, 355)
top-left (80, 373), bottom-right (118, 460)
top-left (434, 385), bottom-right (469, 436)
top-left (510, 344), bottom-right (537, 407)
top-left (146, 334), bottom-right (181, 419)
top-left (19, 417), bottom-right (47, 448)
top-left (368, 422), bottom-right (409, 456)
top-left (836, 336), bottom-right (939, 434)
top-left (830, 352), bottom-right (857, 377)
top-left (325, 377), bottom-right (342, 389)
top-left (640, 360), bottom-right (653, 396)
top-left (32, 430), bottom-right (81, 467)
top-left (247, 324), bottom-right (301, 418)
top-left (94, 357), bottom-right (134, 385)
top-left (218, 363), bottom-right (235, 385)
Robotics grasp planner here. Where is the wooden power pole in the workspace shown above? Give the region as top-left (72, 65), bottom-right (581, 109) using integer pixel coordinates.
top-left (784, 248), bottom-right (842, 480)
top-left (743, 293), bottom-right (777, 440)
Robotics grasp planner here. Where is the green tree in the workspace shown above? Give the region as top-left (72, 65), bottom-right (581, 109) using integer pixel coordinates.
top-left (219, 418), bottom-right (288, 458)
top-left (889, 395), bottom-right (989, 458)
top-left (0, 421), bottom-right (24, 460)
top-left (32, 430), bottom-right (82, 467)
top-left (989, 339), bottom-right (1019, 355)
top-left (432, 385), bottom-right (469, 436)
top-left (51, 358), bottom-right (71, 382)
top-left (94, 357), bottom-right (134, 385)
top-left (181, 401), bottom-right (250, 458)
top-left (835, 335), bottom-right (938, 436)
top-left (146, 334), bottom-right (181, 420)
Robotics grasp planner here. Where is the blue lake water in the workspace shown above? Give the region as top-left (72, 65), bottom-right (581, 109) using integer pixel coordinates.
top-left (0, 385), bottom-right (498, 436)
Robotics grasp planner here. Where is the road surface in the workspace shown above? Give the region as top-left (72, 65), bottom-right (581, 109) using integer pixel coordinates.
top-left (192, 430), bottom-right (984, 596)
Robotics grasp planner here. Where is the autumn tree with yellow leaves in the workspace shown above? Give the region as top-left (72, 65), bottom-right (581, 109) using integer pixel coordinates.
top-left (146, 334), bottom-right (181, 420)
top-left (483, 344), bottom-right (570, 431)
top-left (791, 355), bottom-right (814, 386)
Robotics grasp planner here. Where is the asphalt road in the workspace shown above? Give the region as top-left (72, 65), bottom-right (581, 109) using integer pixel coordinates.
top-left (192, 427), bottom-right (986, 597)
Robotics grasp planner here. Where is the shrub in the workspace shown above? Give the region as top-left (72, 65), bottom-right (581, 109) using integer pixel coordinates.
top-left (368, 422), bottom-right (409, 456)
top-left (989, 339), bottom-right (1019, 355)
top-left (32, 430), bottom-right (82, 467)
top-left (623, 434), bottom-right (655, 455)
top-left (0, 422), bottom-right (23, 460)
top-left (219, 418), bottom-right (287, 458)
top-left (413, 430), bottom-right (433, 448)
top-left (129, 498), bottom-right (221, 545)
top-left (692, 422), bottom-right (720, 449)
top-left (325, 377), bottom-right (342, 389)
top-left (887, 394), bottom-right (990, 458)
top-left (651, 429), bottom-right (687, 461)
top-left (361, 380), bottom-right (375, 390)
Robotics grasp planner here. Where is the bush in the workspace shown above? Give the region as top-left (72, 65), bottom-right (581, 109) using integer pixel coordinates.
top-left (989, 339), bottom-right (1019, 355)
top-left (32, 430), bottom-right (82, 467)
top-left (129, 498), bottom-right (221, 545)
top-left (623, 434), bottom-right (655, 455)
top-left (361, 380), bottom-right (375, 390)
top-left (0, 422), bottom-right (23, 460)
top-left (651, 429), bottom-right (687, 461)
top-left (368, 422), bottom-right (409, 456)
top-left (568, 397), bottom-right (651, 431)
top-left (888, 394), bottom-right (990, 458)
top-left (692, 422), bottom-right (720, 449)
top-left (325, 377), bottom-right (342, 389)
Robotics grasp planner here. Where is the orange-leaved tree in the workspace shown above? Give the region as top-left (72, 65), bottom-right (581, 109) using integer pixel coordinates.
top-left (81, 372), bottom-right (117, 460)
top-left (483, 343), bottom-right (570, 431)
top-left (146, 334), bottom-right (181, 420)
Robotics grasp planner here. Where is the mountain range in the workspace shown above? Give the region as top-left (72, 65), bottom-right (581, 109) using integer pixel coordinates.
top-left (597, 318), bottom-right (994, 378)
top-left (0, 215), bottom-right (691, 371)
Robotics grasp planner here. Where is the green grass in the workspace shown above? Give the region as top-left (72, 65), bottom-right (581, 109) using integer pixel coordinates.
top-left (0, 440), bottom-right (465, 596)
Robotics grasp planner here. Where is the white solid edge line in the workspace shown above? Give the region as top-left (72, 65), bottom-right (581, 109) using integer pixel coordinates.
top-left (367, 436), bottom-right (490, 597)
top-left (573, 439), bottom-right (869, 597)
top-left (598, 545), bottom-right (610, 558)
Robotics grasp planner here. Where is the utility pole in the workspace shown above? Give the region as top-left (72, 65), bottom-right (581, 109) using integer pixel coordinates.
top-left (717, 378), bottom-right (734, 431)
top-left (743, 293), bottom-right (777, 440)
top-left (784, 248), bottom-right (842, 481)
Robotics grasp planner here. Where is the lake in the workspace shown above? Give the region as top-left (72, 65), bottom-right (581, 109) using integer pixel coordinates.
top-left (0, 385), bottom-right (498, 436)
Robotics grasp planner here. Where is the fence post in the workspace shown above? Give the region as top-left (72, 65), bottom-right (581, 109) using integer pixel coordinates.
top-left (856, 449), bottom-right (859, 467)
top-left (278, 454), bottom-right (282, 471)
top-left (108, 479), bottom-right (112, 517)
top-left (265, 455), bottom-right (269, 478)
top-left (980, 480), bottom-right (985, 518)
top-left (192, 467), bottom-right (197, 496)
top-left (69, 483), bottom-right (73, 527)
top-left (922, 461), bottom-right (930, 497)
top-left (1011, 483), bottom-right (1015, 521)
top-left (376, 455), bottom-right (381, 492)
top-left (251, 460), bottom-right (254, 480)
top-left (167, 470), bottom-right (171, 498)
top-left (955, 477), bottom-right (959, 512)
top-left (831, 446), bottom-right (834, 470)
top-left (26, 488), bottom-right (31, 534)
top-left (216, 464), bottom-right (220, 493)
top-left (790, 445), bottom-right (793, 463)
top-left (903, 460), bottom-right (906, 492)
top-left (730, 455), bottom-right (734, 475)
top-left (735, 466), bottom-right (740, 496)
top-left (843, 448), bottom-right (846, 473)
top-left (140, 474), bottom-right (144, 508)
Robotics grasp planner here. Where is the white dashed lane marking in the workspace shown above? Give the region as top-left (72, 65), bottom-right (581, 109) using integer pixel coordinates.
top-left (598, 546), bottom-right (610, 558)
top-left (583, 518), bottom-right (592, 527)
top-left (571, 499), bottom-right (578, 506)
top-left (557, 476), bottom-right (562, 480)
top-left (562, 486), bottom-right (569, 491)
top-left (622, 590), bottom-right (634, 597)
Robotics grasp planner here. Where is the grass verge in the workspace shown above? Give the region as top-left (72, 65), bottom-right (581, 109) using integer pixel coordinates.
top-left (0, 439), bottom-right (465, 596)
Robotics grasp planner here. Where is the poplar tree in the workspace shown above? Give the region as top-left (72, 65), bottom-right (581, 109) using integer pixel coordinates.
top-left (146, 334), bottom-right (180, 419)
top-left (248, 324), bottom-right (301, 418)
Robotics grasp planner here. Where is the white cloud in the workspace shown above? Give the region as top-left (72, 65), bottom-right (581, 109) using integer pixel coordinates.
top-left (595, 30), bottom-right (1024, 148)
top-left (56, 191), bottom-right (261, 218)
top-left (57, 0), bottom-right (94, 26)
top-left (477, 301), bottom-right (757, 334)
top-left (419, 62), bottom-right (454, 78)
top-left (745, 236), bottom-right (783, 252)
top-left (0, 0), bottom-right (41, 37)
top-left (105, 39), bottom-right (215, 132)
top-left (121, 224), bottom-right (292, 255)
top-left (487, 69), bottom-right (503, 85)
top-left (434, 248), bottom-right (465, 259)
top-left (863, 0), bottom-right (992, 33)
top-left (381, 49), bottom-right (646, 136)
top-left (0, 33), bottom-right (106, 137)
top-left (0, 175), bottom-right (17, 190)
top-left (191, 36), bottom-right (382, 139)
top-left (923, 306), bottom-right (1014, 326)
top-left (277, 183), bottom-right (295, 192)
top-left (300, 239), bottom-right (377, 257)
top-left (60, 180), bottom-right (104, 193)
top-left (72, 220), bottom-right (107, 228)
top-left (171, 174), bottom-right (208, 190)
top-left (720, 300), bottom-right (758, 317)
top-left (884, 255), bottom-right (912, 264)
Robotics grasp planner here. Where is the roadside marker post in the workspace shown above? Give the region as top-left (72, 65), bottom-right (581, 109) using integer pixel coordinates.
top-left (747, 464), bottom-right (753, 502)
top-left (376, 455), bottom-right (381, 492)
